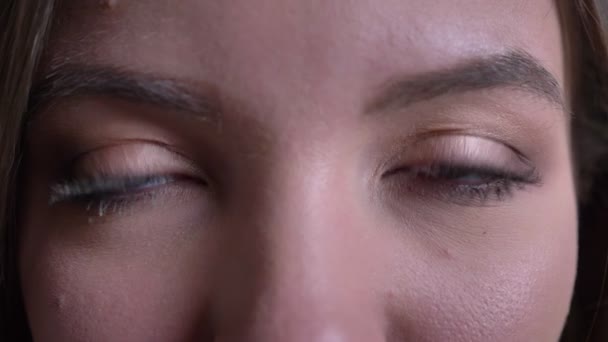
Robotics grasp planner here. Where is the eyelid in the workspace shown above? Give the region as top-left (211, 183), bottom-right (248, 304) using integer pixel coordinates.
top-left (381, 135), bottom-right (535, 176)
top-left (376, 134), bottom-right (542, 206)
top-left (48, 143), bottom-right (208, 213)
top-left (66, 142), bottom-right (203, 180)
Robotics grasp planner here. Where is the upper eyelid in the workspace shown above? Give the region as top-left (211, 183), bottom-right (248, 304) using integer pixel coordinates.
top-left (374, 134), bottom-right (535, 177)
top-left (61, 141), bottom-right (205, 182)
top-left (66, 139), bottom-right (187, 166)
top-left (409, 134), bottom-right (527, 157)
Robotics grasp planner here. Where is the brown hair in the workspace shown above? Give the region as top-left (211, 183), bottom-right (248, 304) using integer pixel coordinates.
top-left (0, 1), bottom-right (55, 340)
top-left (564, 1), bottom-right (608, 340)
top-left (0, 0), bottom-right (606, 340)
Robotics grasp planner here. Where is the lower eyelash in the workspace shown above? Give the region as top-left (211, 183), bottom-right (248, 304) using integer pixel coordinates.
top-left (444, 179), bottom-right (522, 203)
top-left (85, 196), bottom-right (140, 218)
top-left (49, 175), bottom-right (181, 219)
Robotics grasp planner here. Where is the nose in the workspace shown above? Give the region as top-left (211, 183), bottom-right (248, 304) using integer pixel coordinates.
top-left (209, 157), bottom-right (388, 342)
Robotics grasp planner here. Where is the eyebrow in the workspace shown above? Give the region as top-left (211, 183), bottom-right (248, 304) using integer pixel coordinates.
top-left (366, 49), bottom-right (564, 113)
top-left (28, 64), bottom-right (222, 123)
top-left (29, 49), bottom-right (564, 123)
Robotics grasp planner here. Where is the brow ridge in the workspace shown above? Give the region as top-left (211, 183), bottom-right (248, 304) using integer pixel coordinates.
top-left (28, 64), bottom-right (221, 122)
top-left (367, 49), bottom-right (564, 114)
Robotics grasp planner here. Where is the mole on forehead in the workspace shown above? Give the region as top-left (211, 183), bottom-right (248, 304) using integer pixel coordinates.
top-left (99, 0), bottom-right (118, 9)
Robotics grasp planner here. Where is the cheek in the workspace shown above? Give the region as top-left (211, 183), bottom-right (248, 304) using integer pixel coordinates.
top-left (19, 209), bottom-right (217, 342)
top-left (383, 194), bottom-right (577, 341)
top-left (21, 246), bottom-right (193, 342)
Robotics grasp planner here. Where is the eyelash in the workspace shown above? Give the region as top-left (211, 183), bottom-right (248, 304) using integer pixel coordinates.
top-left (50, 161), bottom-right (540, 216)
top-left (383, 163), bottom-right (541, 205)
top-left (49, 175), bottom-right (183, 216)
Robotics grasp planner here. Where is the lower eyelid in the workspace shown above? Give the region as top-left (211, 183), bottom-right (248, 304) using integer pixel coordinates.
top-left (389, 181), bottom-right (517, 207)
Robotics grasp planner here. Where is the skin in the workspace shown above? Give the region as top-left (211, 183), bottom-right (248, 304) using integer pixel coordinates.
top-left (19, 0), bottom-right (577, 341)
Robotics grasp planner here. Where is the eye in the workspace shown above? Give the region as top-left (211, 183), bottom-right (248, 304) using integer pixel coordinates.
top-left (387, 163), bottom-right (539, 203)
top-left (381, 136), bottom-right (542, 206)
top-left (51, 174), bottom-right (180, 204)
top-left (49, 143), bottom-right (207, 216)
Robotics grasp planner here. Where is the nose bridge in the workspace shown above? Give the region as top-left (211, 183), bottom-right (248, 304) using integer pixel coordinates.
top-left (249, 147), bottom-right (354, 310)
top-left (256, 143), bottom-right (359, 296)
top-left (213, 146), bottom-right (385, 341)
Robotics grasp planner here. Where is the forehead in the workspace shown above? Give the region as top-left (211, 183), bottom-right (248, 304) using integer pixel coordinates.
top-left (47, 0), bottom-right (564, 108)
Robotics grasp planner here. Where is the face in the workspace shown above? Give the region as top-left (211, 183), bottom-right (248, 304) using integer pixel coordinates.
top-left (19, 0), bottom-right (577, 341)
